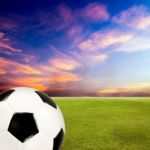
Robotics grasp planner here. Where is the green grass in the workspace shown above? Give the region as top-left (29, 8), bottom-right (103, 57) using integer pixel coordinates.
top-left (54, 97), bottom-right (150, 150)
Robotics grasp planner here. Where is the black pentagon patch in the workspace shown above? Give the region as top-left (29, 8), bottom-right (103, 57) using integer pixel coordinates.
top-left (0, 89), bottom-right (15, 102)
top-left (53, 129), bottom-right (64, 150)
top-left (35, 91), bottom-right (57, 109)
top-left (8, 113), bottom-right (39, 143)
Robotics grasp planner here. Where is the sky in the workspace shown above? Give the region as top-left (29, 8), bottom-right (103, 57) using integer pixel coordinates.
top-left (0, 0), bottom-right (150, 96)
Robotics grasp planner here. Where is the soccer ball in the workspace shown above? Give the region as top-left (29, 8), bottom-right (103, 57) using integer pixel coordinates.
top-left (0, 87), bottom-right (65, 150)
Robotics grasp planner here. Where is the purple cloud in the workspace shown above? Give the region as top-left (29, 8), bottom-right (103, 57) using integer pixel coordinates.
top-left (67, 25), bottom-right (83, 37)
top-left (0, 32), bottom-right (22, 54)
top-left (81, 3), bottom-right (110, 22)
top-left (112, 5), bottom-right (150, 30)
top-left (0, 16), bottom-right (17, 30)
top-left (57, 4), bottom-right (73, 23)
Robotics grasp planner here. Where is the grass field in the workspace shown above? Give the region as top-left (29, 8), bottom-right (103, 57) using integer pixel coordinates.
top-left (54, 97), bottom-right (150, 150)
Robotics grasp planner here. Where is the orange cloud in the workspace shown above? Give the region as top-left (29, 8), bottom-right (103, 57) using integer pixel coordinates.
top-left (6, 77), bottom-right (48, 91)
top-left (0, 69), bottom-right (82, 92)
top-left (0, 57), bottom-right (41, 75)
top-left (0, 55), bottom-right (82, 92)
top-left (49, 71), bottom-right (82, 83)
top-left (49, 57), bottom-right (79, 71)
top-left (2, 71), bottom-right (81, 91)
top-left (98, 83), bottom-right (150, 96)
top-left (0, 68), bottom-right (6, 75)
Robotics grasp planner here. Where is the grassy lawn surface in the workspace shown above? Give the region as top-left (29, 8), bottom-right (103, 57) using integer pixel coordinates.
top-left (54, 97), bottom-right (150, 150)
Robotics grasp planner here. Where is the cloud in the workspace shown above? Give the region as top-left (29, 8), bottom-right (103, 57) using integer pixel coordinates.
top-left (0, 32), bottom-right (37, 63)
top-left (0, 56), bottom-right (82, 82)
top-left (78, 26), bottom-right (150, 53)
top-left (48, 85), bottom-right (76, 91)
top-left (0, 69), bottom-right (6, 75)
top-left (0, 55), bottom-right (83, 92)
top-left (56, 3), bottom-right (109, 29)
top-left (67, 25), bottom-right (83, 37)
top-left (0, 42), bottom-right (21, 53)
top-left (39, 54), bottom-right (82, 84)
top-left (98, 82), bottom-right (150, 96)
top-left (37, 4), bottom-right (74, 32)
top-left (0, 57), bottom-right (41, 75)
top-left (16, 52), bottom-right (37, 63)
top-left (37, 3), bottom-right (109, 33)
top-left (81, 3), bottom-right (110, 22)
top-left (0, 2), bottom-right (109, 40)
top-left (135, 16), bottom-right (150, 30)
top-left (0, 57), bottom-right (47, 91)
top-left (49, 71), bottom-right (82, 83)
top-left (57, 4), bottom-right (73, 23)
top-left (91, 54), bottom-right (108, 62)
top-left (7, 77), bottom-right (48, 91)
top-left (78, 30), bottom-right (132, 51)
top-left (112, 5), bottom-right (150, 30)
top-left (46, 47), bottom-right (81, 71)
top-left (0, 43), bottom-right (84, 89)
top-left (116, 35), bottom-right (150, 52)
top-left (49, 57), bottom-right (80, 71)
top-left (40, 54), bottom-right (83, 83)
top-left (74, 51), bottom-right (109, 64)
top-left (0, 16), bottom-right (17, 30)
top-left (0, 32), bottom-right (22, 54)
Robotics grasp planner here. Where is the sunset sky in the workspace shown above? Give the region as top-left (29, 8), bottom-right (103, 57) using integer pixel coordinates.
top-left (0, 0), bottom-right (150, 96)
